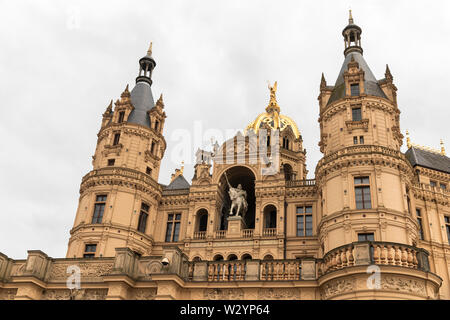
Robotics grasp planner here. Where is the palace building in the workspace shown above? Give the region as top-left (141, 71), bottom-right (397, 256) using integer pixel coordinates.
top-left (1, 12), bottom-right (449, 300)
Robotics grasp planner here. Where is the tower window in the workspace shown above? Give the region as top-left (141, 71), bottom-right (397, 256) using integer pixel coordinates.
top-left (113, 133), bottom-right (121, 146)
top-left (146, 167), bottom-right (152, 175)
top-left (92, 195), bottom-right (107, 224)
top-left (155, 120), bottom-right (159, 132)
top-left (118, 111), bottom-right (125, 123)
top-left (359, 136), bottom-right (364, 144)
top-left (357, 233), bottom-right (374, 241)
top-left (150, 141), bottom-right (156, 154)
top-left (350, 83), bottom-right (360, 96)
top-left (107, 159), bottom-right (115, 166)
top-left (440, 183), bottom-right (446, 190)
top-left (430, 180), bottom-right (437, 187)
top-left (445, 216), bottom-right (450, 244)
top-left (137, 203), bottom-right (149, 233)
top-left (296, 206), bottom-right (313, 237)
top-left (416, 209), bottom-right (424, 240)
top-left (165, 213), bottom-right (181, 242)
top-left (83, 244), bottom-right (97, 258)
top-left (353, 136), bottom-right (358, 145)
top-left (352, 107), bottom-right (362, 121)
top-left (282, 137), bottom-right (290, 150)
top-left (354, 177), bottom-right (371, 209)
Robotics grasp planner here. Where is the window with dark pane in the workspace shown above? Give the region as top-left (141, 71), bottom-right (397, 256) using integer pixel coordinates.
top-left (92, 195), bottom-right (107, 224)
top-left (353, 136), bottom-right (358, 145)
top-left (352, 107), bottom-right (362, 121)
top-left (445, 216), bottom-right (450, 244)
top-left (354, 177), bottom-right (371, 209)
top-left (350, 83), bottom-right (360, 96)
top-left (107, 159), bottom-right (115, 166)
top-left (150, 141), bottom-right (156, 154)
top-left (296, 206), bottom-right (313, 237)
top-left (113, 132), bottom-right (121, 145)
top-left (165, 213), bottom-right (181, 242)
top-left (416, 209), bottom-right (424, 240)
top-left (146, 167), bottom-right (152, 175)
top-left (137, 203), bottom-right (149, 233)
top-left (430, 180), bottom-right (437, 187)
top-left (358, 233), bottom-right (374, 241)
top-left (359, 136), bottom-right (364, 144)
top-left (83, 244), bottom-right (97, 258)
top-left (118, 111), bottom-right (125, 123)
top-left (440, 183), bottom-right (447, 190)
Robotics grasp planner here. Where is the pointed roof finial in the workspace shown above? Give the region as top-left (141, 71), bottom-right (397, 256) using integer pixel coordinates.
top-left (441, 139), bottom-right (446, 156)
top-left (349, 9), bottom-right (354, 24)
top-left (147, 42), bottom-right (153, 56)
top-left (156, 93), bottom-right (164, 108)
top-left (385, 64), bottom-right (392, 80)
top-left (104, 99), bottom-right (113, 114)
top-left (320, 72), bottom-right (326, 89)
top-left (406, 130), bottom-right (411, 148)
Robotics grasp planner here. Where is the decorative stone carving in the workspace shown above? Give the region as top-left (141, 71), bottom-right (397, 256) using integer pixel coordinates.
top-left (42, 289), bottom-right (107, 300)
top-left (0, 288), bottom-right (17, 300)
top-left (381, 276), bottom-right (426, 297)
top-left (258, 288), bottom-right (300, 300)
top-left (49, 262), bottom-right (114, 280)
top-left (321, 279), bottom-right (355, 299)
top-left (132, 288), bottom-right (157, 300)
top-left (203, 288), bottom-right (244, 300)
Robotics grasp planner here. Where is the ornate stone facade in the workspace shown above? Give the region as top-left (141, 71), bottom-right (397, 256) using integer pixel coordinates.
top-left (1, 13), bottom-right (449, 300)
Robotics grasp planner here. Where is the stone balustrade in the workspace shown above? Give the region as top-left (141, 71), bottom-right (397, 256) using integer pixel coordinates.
top-left (286, 179), bottom-right (316, 187)
top-left (241, 229), bottom-right (253, 238)
top-left (260, 260), bottom-right (302, 280)
top-left (193, 231), bottom-right (206, 240)
top-left (320, 241), bottom-right (430, 276)
top-left (214, 230), bottom-right (226, 239)
top-left (207, 261), bottom-right (246, 282)
top-left (262, 228), bottom-right (277, 237)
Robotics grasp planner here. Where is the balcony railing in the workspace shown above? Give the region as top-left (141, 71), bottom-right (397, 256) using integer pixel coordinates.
top-left (262, 228), bottom-right (277, 237)
top-left (207, 261), bottom-right (246, 282)
top-left (193, 231), bottom-right (206, 240)
top-left (320, 241), bottom-right (430, 276)
top-left (286, 179), bottom-right (316, 188)
top-left (241, 229), bottom-right (253, 238)
top-left (260, 260), bottom-right (302, 280)
top-left (215, 230), bottom-right (226, 239)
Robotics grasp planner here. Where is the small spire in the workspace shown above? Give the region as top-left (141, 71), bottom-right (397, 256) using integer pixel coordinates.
top-left (349, 9), bottom-right (354, 24)
top-left (104, 99), bottom-right (113, 114)
top-left (320, 73), bottom-right (327, 89)
top-left (156, 93), bottom-right (164, 108)
top-left (147, 42), bottom-right (153, 56)
top-left (385, 64), bottom-right (392, 80)
top-left (121, 84), bottom-right (130, 98)
top-left (406, 130), bottom-right (411, 148)
top-left (441, 139), bottom-right (446, 156)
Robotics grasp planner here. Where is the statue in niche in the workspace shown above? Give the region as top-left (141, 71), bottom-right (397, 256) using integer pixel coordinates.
top-left (224, 172), bottom-right (248, 217)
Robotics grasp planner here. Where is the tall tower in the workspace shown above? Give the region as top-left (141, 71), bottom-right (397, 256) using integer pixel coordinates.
top-left (316, 12), bottom-right (417, 253)
top-left (67, 44), bottom-right (167, 258)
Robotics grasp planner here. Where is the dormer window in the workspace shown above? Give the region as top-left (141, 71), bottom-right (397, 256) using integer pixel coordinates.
top-left (352, 107), bottom-right (362, 121)
top-left (350, 83), bottom-right (360, 96)
top-left (118, 111), bottom-right (125, 123)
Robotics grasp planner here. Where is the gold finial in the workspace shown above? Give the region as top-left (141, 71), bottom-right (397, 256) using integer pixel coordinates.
top-left (147, 42), bottom-right (153, 56)
top-left (170, 161), bottom-right (185, 182)
top-left (406, 130), bottom-right (411, 148)
top-left (349, 9), bottom-right (354, 24)
top-left (265, 81), bottom-right (281, 129)
top-left (441, 139), bottom-right (446, 156)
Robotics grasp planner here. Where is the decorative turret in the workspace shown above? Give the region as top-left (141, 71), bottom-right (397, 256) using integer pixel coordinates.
top-left (343, 10), bottom-right (363, 56)
top-left (136, 42), bottom-right (156, 86)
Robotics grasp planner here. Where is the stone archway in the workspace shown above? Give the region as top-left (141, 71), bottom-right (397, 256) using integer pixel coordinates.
top-left (219, 166), bottom-right (256, 229)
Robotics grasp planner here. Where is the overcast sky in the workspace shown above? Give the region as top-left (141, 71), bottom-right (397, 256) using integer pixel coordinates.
top-left (1, 1), bottom-right (449, 259)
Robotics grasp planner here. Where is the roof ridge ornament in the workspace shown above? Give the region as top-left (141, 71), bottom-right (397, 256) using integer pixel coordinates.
top-left (349, 9), bottom-right (354, 24)
top-left (441, 139), bottom-right (446, 156)
top-left (408, 130), bottom-right (443, 155)
top-left (170, 161), bottom-right (185, 183)
top-left (147, 42), bottom-right (153, 56)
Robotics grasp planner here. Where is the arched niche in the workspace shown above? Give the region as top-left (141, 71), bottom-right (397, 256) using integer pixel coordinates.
top-left (283, 163), bottom-right (293, 181)
top-left (227, 254), bottom-right (238, 261)
top-left (263, 204), bottom-right (277, 229)
top-left (218, 166), bottom-right (256, 229)
top-left (242, 254), bottom-right (252, 260)
top-left (213, 254), bottom-right (224, 261)
top-left (196, 208), bottom-right (208, 232)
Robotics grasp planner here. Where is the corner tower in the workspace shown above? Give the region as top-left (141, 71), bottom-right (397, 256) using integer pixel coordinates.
top-left (67, 44), bottom-right (167, 258)
top-left (316, 12), bottom-right (418, 254)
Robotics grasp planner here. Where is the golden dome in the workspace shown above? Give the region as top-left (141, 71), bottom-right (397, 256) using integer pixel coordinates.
top-left (245, 82), bottom-right (301, 139)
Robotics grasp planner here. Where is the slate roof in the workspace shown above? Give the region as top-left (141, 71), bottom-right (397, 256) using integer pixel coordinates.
top-left (405, 147), bottom-right (450, 174)
top-left (164, 175), bottom-right (191, 190)
top-left (128, 81), bottom-right (155, 128)
top-left (327, 52), bottom-right (387, 105)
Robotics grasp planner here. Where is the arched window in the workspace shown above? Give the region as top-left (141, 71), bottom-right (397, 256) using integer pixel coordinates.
top-left (263, 254), bottom-right (274, 260)
top-left (283, 163), bottom-right (293, 181)
top-left (242, 254), bottom-right (252, 260)
top-left (196, 209), bottom-right (208, 232)
top-left (213, 254), bottom-right (224, 261)
top-left (263, 205), bottom-right (277, 229)
top-left (192, 256), bottom-right (202, 262)
top-left (227, 254), bottom-right (238, 261)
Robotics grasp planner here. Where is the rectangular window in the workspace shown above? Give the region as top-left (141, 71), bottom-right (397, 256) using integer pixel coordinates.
top-left (359, 136), bottom-right (364, 144)
top-left (113, 133), bottom-right (121, 146)
top-left (137, 203), bottom-right (149, 233)
top-left (358, 233), bottom-right (374, 241)
top-left (440, 183), bottom-right (447, 190)
top-left (150, 141), bottom-right (156, 154)
top-left (445, 216), bottom-right (450, 244)
top-left (155, 120), bottom-right (159, 132)
top-left (92, 195), bottom-right (107, 224)
top-left (296, 206), bottom-right (313, 236)
top-left (430, 180), bottom-right (437, 187)
top-left (83, 244), bottom-right (97, 258)
top-left (350, 83), bottom-right (360, 96)
top-left (146, 167), bottom-right (152, 175)
top-left (352, 107), bottom-right (362, 121)
top-left (165, 213), bottom-right (181, 242)
top-left (107, 159), bottom-right (115, 166)
top-left (416, 209), bottom-right (424, 240)
top-left (353, 136), bottom-right (358, 145)
top-left (354, 177), bottom-right (371, 209)
top-left (118, 111), bottom-right (125, 123)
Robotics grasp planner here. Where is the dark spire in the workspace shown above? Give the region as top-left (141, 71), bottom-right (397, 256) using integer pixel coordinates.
top-left (320, 72), bottom-right (326, 89)
top-left (136, 42), bottom-right (156, 86)
top-left (385, 64), bottom-right (393, 80)
top-left (342, 10), bottom-right (363, 56)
